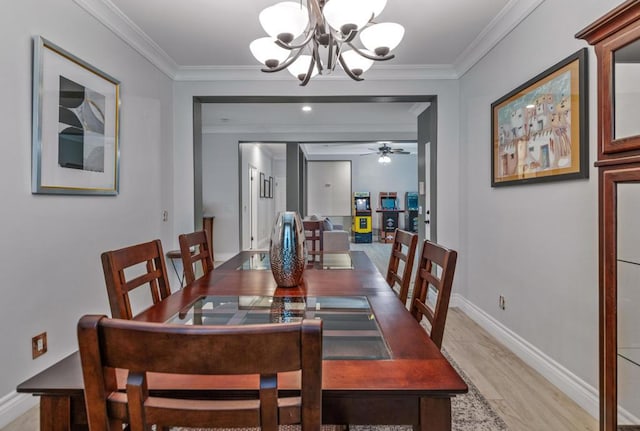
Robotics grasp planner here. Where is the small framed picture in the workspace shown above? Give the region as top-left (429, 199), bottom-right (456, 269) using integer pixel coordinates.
top-left (268, 176), bottom-right (274, 198)
top-left (32, 36), bottom-right (120, 195)
top-left (259, 172), bottom-right (265, 197)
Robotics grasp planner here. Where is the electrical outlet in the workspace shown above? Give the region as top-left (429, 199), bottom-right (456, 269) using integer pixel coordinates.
top-left (162, 210), bottom-right (168, 222)
top-left (32, 332), bottom-right (47, 359)
top-left (498, 295), bottom-right (506, 310)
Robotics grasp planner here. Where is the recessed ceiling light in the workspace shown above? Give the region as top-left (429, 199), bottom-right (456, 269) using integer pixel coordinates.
top-left (302, 106), bottom-right (312, 112)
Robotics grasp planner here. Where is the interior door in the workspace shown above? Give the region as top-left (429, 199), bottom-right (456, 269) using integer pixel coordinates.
top-left (246, 165), bottom-right (258, 250)
top-left (417, 102), bottom-right (436, 243)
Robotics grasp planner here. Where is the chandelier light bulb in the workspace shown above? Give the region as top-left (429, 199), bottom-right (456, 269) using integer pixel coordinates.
top-left (323, 0), bottom-right (375, 34)
top-left (360, 22), bottom-right (405, 56)
top-left (250, 37), bottom-right (291, 68)
top-left (259, 2), bottom-right (309, 43)
top-left (287, 55), bottom-right (319, 81)
top-left (340, 50), bottom-right (374, 76)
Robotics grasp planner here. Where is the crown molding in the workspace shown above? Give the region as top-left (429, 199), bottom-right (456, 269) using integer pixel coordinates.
top-left (453, 0), bottom-right (546, 77)
top-left (174, 64), bottom-right (458, 82)
top-left (203, 121), bottom-right (416, 135)
top-left (73, 0), bottom-right (179, 78)
top-left (77, 0), bottom-right (545, 83)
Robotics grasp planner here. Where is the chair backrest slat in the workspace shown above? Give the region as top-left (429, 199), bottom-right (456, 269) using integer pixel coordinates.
top-left (78, 315), bottom-right (323, 431)
top-left (385, 229), bottom-right (418, 305)
top-left (409, 240), bottom-right (458, 349)
top-left (178, 230), bottom-right (214, 284)
top-left (101, 239), bottom-right (171, 320)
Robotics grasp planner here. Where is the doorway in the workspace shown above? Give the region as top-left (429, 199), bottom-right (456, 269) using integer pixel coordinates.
top-left (192, 95), bottom-right (438, 253)
top-left (245, 165), bottom-right (258, 250)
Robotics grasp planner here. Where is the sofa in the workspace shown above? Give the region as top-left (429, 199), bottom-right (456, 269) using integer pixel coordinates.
top-left (305, 215), bottom-right (350, 253)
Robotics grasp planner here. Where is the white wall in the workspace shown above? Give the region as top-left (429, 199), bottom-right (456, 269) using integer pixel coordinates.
top-left (0, 0), bottom-right (173, 424)
top-left (458, 0), bottom-right (624, 418)
top-left (308, 154), bottom-right (418, 231)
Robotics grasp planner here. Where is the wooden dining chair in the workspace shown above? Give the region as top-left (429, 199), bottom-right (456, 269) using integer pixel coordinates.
top-left (303, 220), bottom-right (323, 262)
top-left (77, 315), bottom-right (323, 431)
top-left (178, 230), bottom-right (214, 284)
top-left (101, 239), bottom-right (171, 320)
top-left (409, 240), bottom-right (458, 349)
top-left (385, 229), bottom-right (418, 305)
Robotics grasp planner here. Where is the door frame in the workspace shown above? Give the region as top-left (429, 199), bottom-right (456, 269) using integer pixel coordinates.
top-left (192, 95), bottom-right (438, 251)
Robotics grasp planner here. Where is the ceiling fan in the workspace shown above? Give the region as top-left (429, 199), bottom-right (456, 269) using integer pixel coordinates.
top-left (361, 143), bottom-right (410, 164)
top-left (362, 143), bottom-right (411, 163)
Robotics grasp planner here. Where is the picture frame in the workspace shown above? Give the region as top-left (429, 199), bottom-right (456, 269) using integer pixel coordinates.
top-left (32, 36), bottom-right (120, 195)
top-left (491, 48), bottom-right (588, 187)
top-left (259, 172), bottom-right (265, 197)
top-left (264, 176), bottom-right (270, 199)
top-left (268, 176), bottom-right (274, 198)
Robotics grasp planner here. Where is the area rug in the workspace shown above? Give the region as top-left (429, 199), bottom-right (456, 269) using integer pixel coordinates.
top-left (173, 349), bottom-right (507, 431)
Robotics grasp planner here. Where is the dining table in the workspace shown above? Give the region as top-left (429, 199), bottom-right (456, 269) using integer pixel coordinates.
top-left (17, 250), bottom-right (467, 431)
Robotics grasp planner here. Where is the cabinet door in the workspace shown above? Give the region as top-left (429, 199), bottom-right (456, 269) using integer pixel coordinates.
top-left (600, 25), bottom-right (640, 156)
top-left (601, 166), bottom-right (640, 428)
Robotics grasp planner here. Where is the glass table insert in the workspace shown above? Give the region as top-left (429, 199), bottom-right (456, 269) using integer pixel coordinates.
top-left (167, 295), bottom-right (390, 360)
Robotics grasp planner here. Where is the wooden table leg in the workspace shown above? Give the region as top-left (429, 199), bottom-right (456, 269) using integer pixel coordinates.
top-left (40, 396), bottom-right (71, 431)
top-left (415, 397), bottom-right (451, 431)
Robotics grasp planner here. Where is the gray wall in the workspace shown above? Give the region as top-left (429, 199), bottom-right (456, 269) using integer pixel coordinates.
top-left (458, 0), bottom-right (624, 417)
top-left (0, 0), bottom-right (173, 424)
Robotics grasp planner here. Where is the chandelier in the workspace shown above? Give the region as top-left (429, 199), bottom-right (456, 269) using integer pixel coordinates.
top-left (249, 0), bottom-right (404, 86)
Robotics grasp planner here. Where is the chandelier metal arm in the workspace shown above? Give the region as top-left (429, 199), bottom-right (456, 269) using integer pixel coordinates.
top-left (346, 42), bottom-right (395, 61)
top-left (337, 54), bottom-right (364, 82)
top-left (260, 46), bottom-right (306, 73)
top-left (307, 0), bottom-right (324, 27)
top-left (312, 41), bottom-right (324, 74)
top-left (299, 55), bottom-right (316, 86)
top-left (275, 30), bottom-right (315, 50)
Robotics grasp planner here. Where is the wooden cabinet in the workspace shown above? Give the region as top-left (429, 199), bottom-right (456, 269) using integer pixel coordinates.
top-left (577, 2), bottom-right (640, 429)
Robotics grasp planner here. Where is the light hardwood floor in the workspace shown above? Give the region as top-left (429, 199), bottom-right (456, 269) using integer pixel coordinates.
top-left (2, 243), bottom-right (598, 431)
top-left (352, 240), bottom-right (598, 431)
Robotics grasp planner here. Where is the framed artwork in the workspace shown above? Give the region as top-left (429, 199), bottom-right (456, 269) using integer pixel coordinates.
top-left (268, 176), bottom-right (274, 198)
top-left (491, 48), bottom-right (588, 187)
top-left (32, 36), bottom-right (120, 195)
top-left (264, 176), bottom-right (270, 199)
top-left (259, 172), bottom-right (265, 197)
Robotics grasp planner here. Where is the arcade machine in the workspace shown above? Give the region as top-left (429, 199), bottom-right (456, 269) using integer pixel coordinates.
top-left (376, 192), bottom-right (404, 243)
top-left (352, 192), bottom-right (372, 243)
top-left (404, 192), bottom-right (419, 233)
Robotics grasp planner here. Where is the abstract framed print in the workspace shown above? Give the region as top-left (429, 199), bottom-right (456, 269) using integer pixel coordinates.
top-left (32, 36), bottom-right (120, 195)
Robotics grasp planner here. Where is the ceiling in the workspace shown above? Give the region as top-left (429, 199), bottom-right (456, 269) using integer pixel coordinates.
top-left (109, 0), bottom-right (510, 68)
top-left (82, 0), bottom-right (543, 79)
top-left (77, 0), bottom-right (544, 155)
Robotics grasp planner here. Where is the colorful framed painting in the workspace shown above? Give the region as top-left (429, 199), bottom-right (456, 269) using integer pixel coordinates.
top-left (32, 36), bottom-right (120, 195)
top-left (491, 48), bottom-right (588, 187)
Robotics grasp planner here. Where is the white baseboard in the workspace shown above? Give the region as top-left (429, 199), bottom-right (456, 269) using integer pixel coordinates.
top-left (451, 293), bottom-right (600, 420)
top-left (0, 391), bottom-right (38, 429)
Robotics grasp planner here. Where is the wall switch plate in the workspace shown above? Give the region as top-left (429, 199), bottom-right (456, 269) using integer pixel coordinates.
top-left (499, 295), bottom-right (506, 310)
top-left (32, 332), bottom-right (47, 359)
